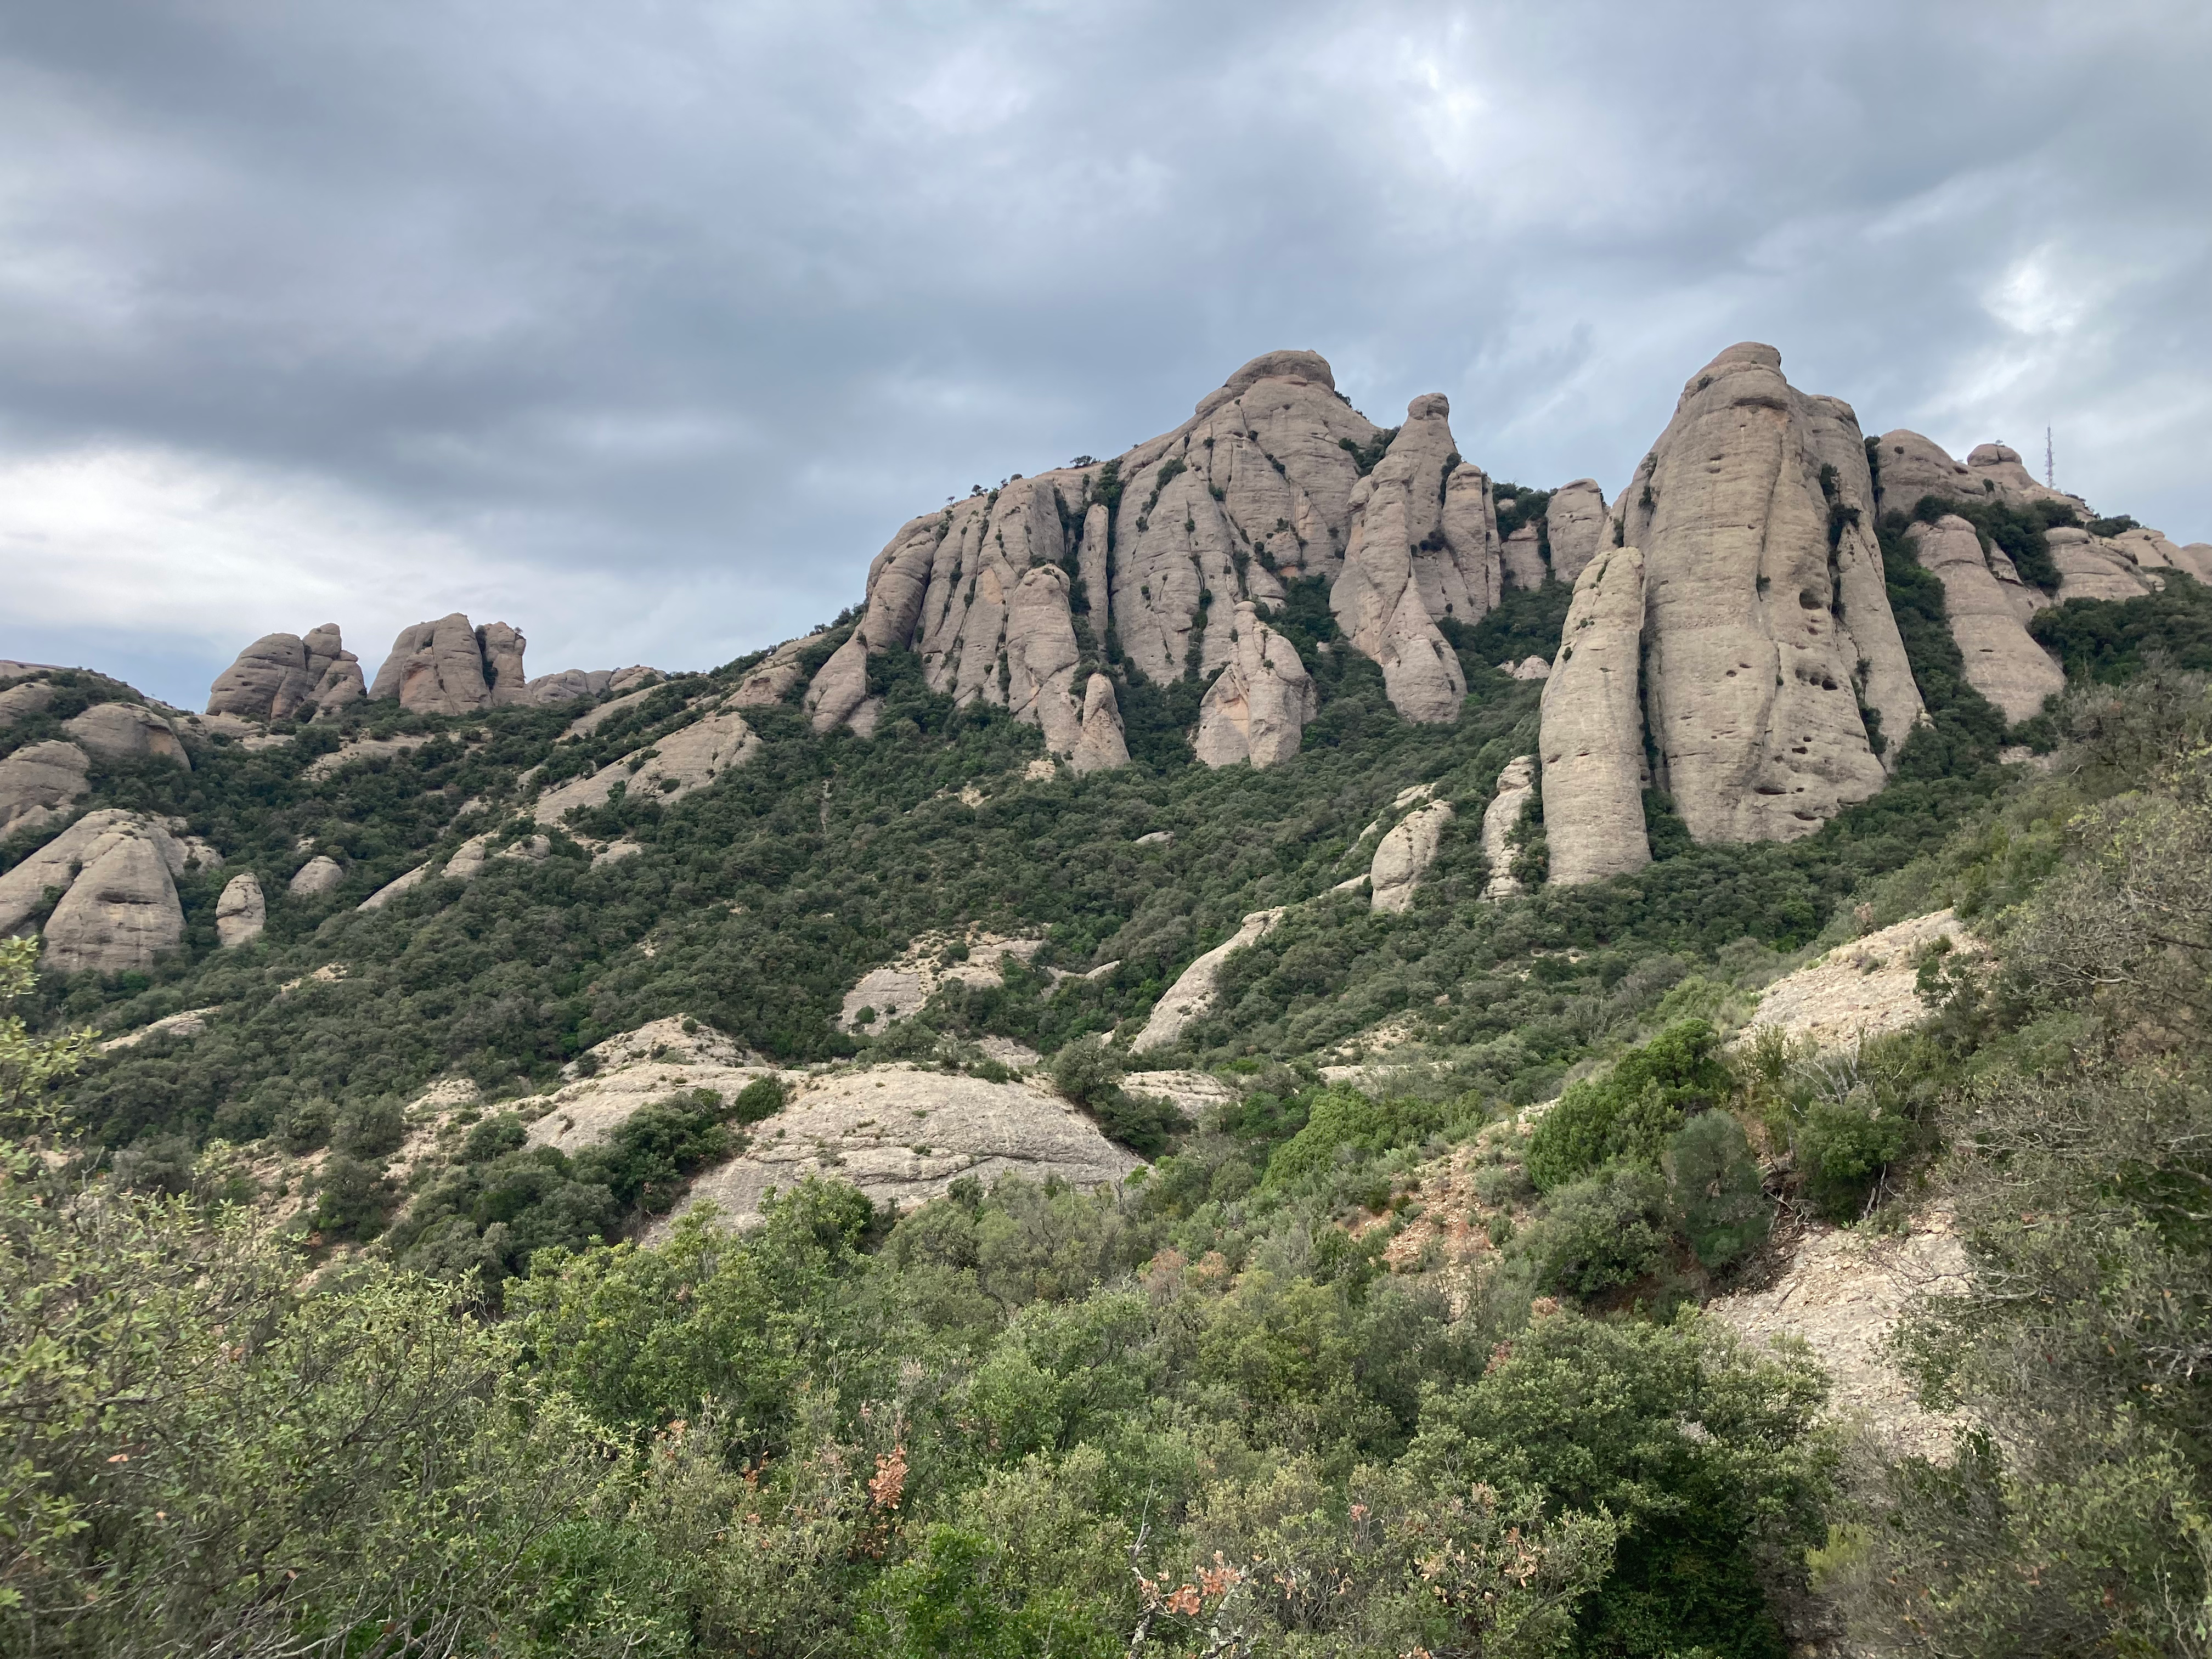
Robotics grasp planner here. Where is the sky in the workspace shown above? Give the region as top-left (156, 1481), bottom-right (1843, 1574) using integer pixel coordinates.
top-left (2, 1), bottom-right (2207, 710)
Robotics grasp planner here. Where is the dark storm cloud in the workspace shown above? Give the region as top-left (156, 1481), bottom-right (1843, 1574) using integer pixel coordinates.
top-left (2, 1), bottom-right (2206, 706)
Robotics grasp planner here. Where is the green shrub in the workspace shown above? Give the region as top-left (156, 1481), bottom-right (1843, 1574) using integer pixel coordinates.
top-left (1263, 1087), bottom-right (1452, 1190)
top-left (1525, 1019), bottom-right (1730, 1191)
top-left (332, 1098), bottom-right (405, 1160)
top-left (1511, 1165), bottom-right (1676, 1299)
top-left (1797, 1096), bottom-right (1908, 1220)
top-left (1664, 1109), bottom-right (1769, 1268)
top-left (731, 1074), bottom-right (787, 1124)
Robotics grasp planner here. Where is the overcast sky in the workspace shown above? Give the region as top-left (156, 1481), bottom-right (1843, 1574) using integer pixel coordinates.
top-left (3, 1), bottom-right (2206, 709)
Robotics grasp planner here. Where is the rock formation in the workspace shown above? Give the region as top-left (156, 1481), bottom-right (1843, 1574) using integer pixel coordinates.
top-left (1071, 674), bottom-right (1131, 774)
top-left (207, 625), bottom-right (361, 719)
top-left (1369, 800), bottom-right (1455, 913)
top-left (1132, 907), bottom-right (1286, 1053)
top-left (532, 704), bottom-right (758, 822)
top-left (801, 351), bottom-right (1532, 764)
top-left (1481, 756), bottom-right (1537, 899)
top-left (1611, 343), bottom-right (1925, 844)
top-left (0, 811), bottom-right (193, 973)
top-left (1544, 480), bottom-right (1611, 584)
top-left (1906, 516), bottom-right (2065, 722)
top-left (1192, 603), bottom-right (1316, 769)
top-left (0, 741), bottom-right (91, 835)
top-left (289, 855), bottom-right (345, 897)
top-left (1539, 545), bottom-right (1652, 884)
top-left (63, 703), bottom-right (189, 768)
top-left (1330, 396), bottom-right (1470, 723)
top-left (370, 614), bottom-right (498, 713)
top-left (215, 871), bottom-right (266, 947)
top-left (729, 639), bottom-right (810, 707)
top-left (1499, 523), bottom-right (1547, 591)
top-left (0, 681), bottom-right (58, 726)
top-left (477, 623), bottom-right (530, 707)
top-left (523, 665), bottom-right (661, 706)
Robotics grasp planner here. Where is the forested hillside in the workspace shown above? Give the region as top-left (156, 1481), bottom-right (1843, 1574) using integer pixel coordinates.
top-left (8, 388), bottom-right (2212, 1653)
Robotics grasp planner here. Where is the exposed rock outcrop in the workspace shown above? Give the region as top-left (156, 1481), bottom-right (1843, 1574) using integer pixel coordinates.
top-left (477, 623), bottom-right (529, 707)
top-left (1132, 907), bottom-right (1286, 1053)
top-left (206, 625), bottom-right (360, 719)
top-left (1747, 909), bottom-right (1971, 1051)
top-left (2048, 525), bottom-right (2165, 602)
top-left (669, 1063), bottom-right (1145, 1231)
top-left (19, 815), bottom-right (191, 974)
top-left (1499, 523), bottom-right (1547, 591)
top-left (1192, 603), bottom-right (1316, 769)
top-left (838, 933), bottom-right (1045, 1031)
top-left (1330, 396), bottom-right (1469, 723)
top-left (1370, 800), bottom-right (1454, 913)
top-left (0, 741), bottom-right (91, 835)
top-left (532, 705), bottom-right (758, 823)
top-left (523, 665), bottom-right (661, 706)
top-left (1481, 755), bottom-right (1536, 900)
top-left (1539, 545), bottom-right (1651, 884)
top-left (0, 681), bottom-right (58, 727)
top-left (289, 855), bottom-right (345, 898)
top-left (1544, 480), bottom-right (1610, 584)
top-left (1071, 674), bottom-right (1131, 775)
top-left (729, 638), bottom-right (810, 707)
top-left (1907, 516), bottom-right (2065, 722)
top-left (1612, 343), bottom-right (1924, 844)
top-left (215, 871), bottom-right (266, 947)
top-left (63, 703), bottom-right (188, 769)
top-left (368, 614), bottom-right (531, 714)
top-left (802, 352), bottom-right (1521, 758)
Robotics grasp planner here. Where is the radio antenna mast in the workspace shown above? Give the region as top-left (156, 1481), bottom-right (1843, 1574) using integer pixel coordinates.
top-left (2046, 426), bottom-right (2055, 489)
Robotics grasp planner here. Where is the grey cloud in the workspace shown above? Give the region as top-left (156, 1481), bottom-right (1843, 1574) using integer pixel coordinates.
top-left (1, 0), bottom-right (2205, 706)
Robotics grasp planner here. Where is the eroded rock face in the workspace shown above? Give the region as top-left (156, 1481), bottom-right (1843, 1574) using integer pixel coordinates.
top-left (1540, 545), bottom-right (1651, 884)
top-left (1499, 523), bottom-right (1546, 592)
top-left (2048, 526), bottom-right (2165, 602)
top-left (215, 870), bottom-right (266, 947)
top-left (533, 705), bottom-right (758, 823)
top-left (1132, 907), bottom-right (1286, 1053)
top-left (41, 831), bottom-right (184, 974)
top-left (0, 680), bottom-right (58, 727)
top-left (668, 1064), bottom-right (1146, 1231)
top-left (369, 613), bottom-right (498, 714)
top-left (1004, 565), bottom-right (1085, 757)
top-left (208, 625), bottom-right (359, 719)
top-left (1613, 343), bottom-right (1924, 844)
top-left (1873, 429), bottom-right (2073, 516)
top-left (0, 741), bottom-right (91, 836)
top-left (477, 622), bottom-right (529, 707)
top-left (802, 352), bottom-right (1521, 754)
top-left (63, 703), bottom-right (188, 769)
top-left (1481, 755), bottom-right (1536, 900)
top-left (289, 855), bottom-right (345, 897)
top-left (0, 810), bottom-right (179, 935)
top-left (1193, 603), bottom-right (1316, 769)
top-left (838, 933), bottom-right (1044, 1031)
top-left (1544, 480), bottom-right (1610, 584)
top-left (1071, 674), bottom-right (1131, 775)
top-left (729, 638), bottom-right (810, 707)
top-left (1370, 800), bottom-right (1454, 913)
top-left (1908, 516), bottom-right (2066, 723)
top-left (1331, 397), bottom-right (1470, 724)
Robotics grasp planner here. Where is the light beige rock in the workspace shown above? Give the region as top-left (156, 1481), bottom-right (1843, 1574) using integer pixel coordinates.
top-left (1504, 655), bottom-right (1551, 681)
top-left (1370, 800), bottom-right (1454, 912)
top-left (207, 632), bottom-right (314, 719)
top-left (302, 732), bottom-right (431, 781)
top-left (533, 706), bottom-right (759, 823)
top-left (564, 685), bottom-right (660, 736)
top-left (1193, 603), bottom-right (1315, 769)
top-left (1076, 501), bottom-right (1111, 623)
top-left (1872, 429), bottom-right (1976, 515)
top-left (370, 613), bottom-right (493, 713)
top-left (41, 833), bottom-right (183, 973)
top-left (1907, 516), bottom-right (2065, 723)
top-left (838, 933), bottom-right (1044, 1031)
top-left (0, 680), bottom-right (57, 726)
top-left (606, 667), bottom-right (661, 695)
top-left (100, 1007), bottom-right (214, 1052)
top-left (2049, 526), bottom-right (2159, 601)
top-left (729, 637), bottom-right (810, 707)
top-left (664, 1062), bottom-right (1146, 1231)
top-left (1746, 909), bottom-right (1970, 1051)
top-left (1331, 398), bottom-right (1468, 723)
top-left (1707, 1209), bottom-right (1968, 1460)
top-left (1004, 564), bottom-right (1084, 756)
top-left (1541, 545), bottom-right (1651, 884)
top-left (215, 871), bottom-right (266, 947)
top-left (1499, 523), bottom-right (1547, 591)
top-left (289, 855), bottom-right (345, 897)
top-left (0, 810), bottom-right (185, 935)
top-left (476, 622), bottom-right (529, 707)
top-left (1544, 479), bottom-right (1610, 583)
top-left (357, 862), bottom-right (431, 912)
top-left (309, 652), bottom-right (365, 714)
top-left (521, 1017), bottom-right (773, 1155)
top-left (1440, 463), bottom-right (1505, 623)
top-left (803, 633), bottom-right (871, 733)
top-left (0, 741), bottom-right (91, 835)
top-left (1071, 673), bottom-right (1131, 774)
top-left (63, 703), bottom-right (188, 768)
top-left (1482, 755), bottom-right (1537, 900)
top-left (1615, 343), bottom-right (1923, 845)
top-left (1132, 907), bottom-right (1285, 1053)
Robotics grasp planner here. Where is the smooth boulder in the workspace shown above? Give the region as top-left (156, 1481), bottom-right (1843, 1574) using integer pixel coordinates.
top-left (1539, 545), bottom-right (1651, 884)
top-left (1908, 516), bottom-right (2065, 723)
top-left (215, 871), bottom-right (267, 947)
top-left (41, 832), bottom-right (184, 974)
top-left (1193, 603), bottom-right (1316, 769)
top-left (1370, 800), bottom-right (1455, 913)
top-left (63, 703), bottom-right (188, 769)
top-left (1482, 755), bottom-right (1537, 899)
